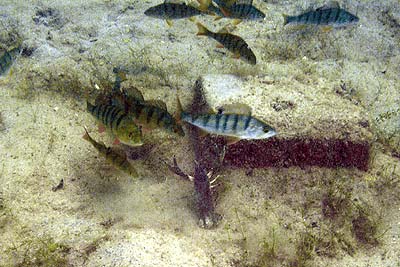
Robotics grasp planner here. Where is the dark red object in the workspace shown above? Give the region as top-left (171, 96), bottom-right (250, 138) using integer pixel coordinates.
top-left (220, 138), bottom-right (370, 171)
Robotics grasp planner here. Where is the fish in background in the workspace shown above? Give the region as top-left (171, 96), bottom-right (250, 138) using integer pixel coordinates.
top-left (178, 100), bottom-right (276, 144)
top-left (195, 22), bottom-right (256, 65)
top-left (87, 101), bottom-right (143, 146)
top-left (283, 1), bottom-right (359, 31)
top-left (144, 0), bottom-right (212, 26)
top-left (82, 127), bottom-right (139, 177)
top-left (207, 0), bottom-right (265, 22)
top-left (0, 46), bottom-right (21, 76)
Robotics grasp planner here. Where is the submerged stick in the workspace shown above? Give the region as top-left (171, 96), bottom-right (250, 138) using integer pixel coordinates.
top-left (187, 78), bottom-right (223, 228)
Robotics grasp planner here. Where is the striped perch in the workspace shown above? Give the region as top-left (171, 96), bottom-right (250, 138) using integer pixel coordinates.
top-left (284, 2), bottom-right (359, 28)
top-left (144, 1), bottom-right (211, 25)
top-left (128, 101), bottom-right (185, 137)
top-left (0, 47), bottom-right (20, 76)
top-left (108, 86), bottom-right (185, 137)
top-left (83, 127), bottom-right (138, 177)
top-left (196, 22), bottom-right (256, 65)
top-left (208, 0), bottom-right (265, 20)
top-left (87, 101), bottom-right (143, 146)
top-left (181, 112), bottom-right (276, 142)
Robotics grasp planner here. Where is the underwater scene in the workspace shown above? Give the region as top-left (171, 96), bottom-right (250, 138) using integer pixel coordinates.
top-left (0, 0), bottom-right (399, 266)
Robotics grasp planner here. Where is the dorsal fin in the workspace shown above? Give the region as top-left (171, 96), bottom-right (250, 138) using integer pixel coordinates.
top-left (164, 0), bottom-right (183, 4)
top-left (316, 1), bottom-right (340, 11)
top-left (145, 100), bottom-right (168, 111)
top-left (217, 103), bottom-right (252, 115)
top-left (235, 0), bottom-right (252, 5)
top-left (217, 27), bottom-right (229, 33)
top-left (123, 87), bottom-right (144, 102)
top-left (219, 0), bottom-right (237, 8)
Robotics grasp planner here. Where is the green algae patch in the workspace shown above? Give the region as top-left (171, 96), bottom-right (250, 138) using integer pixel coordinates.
top-left (6, 236), bottom-right (70, 267)
top-left (1, 216), bottom-right (71, 267)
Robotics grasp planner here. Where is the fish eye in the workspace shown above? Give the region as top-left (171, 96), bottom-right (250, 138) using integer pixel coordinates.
top-left (262, 126), bottom-right (271, 133)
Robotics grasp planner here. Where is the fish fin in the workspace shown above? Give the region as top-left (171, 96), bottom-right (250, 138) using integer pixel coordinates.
top-left (219, 7), bottom-right (231, 17)
top-left (98, 124), bottom-right (106, 133)
top-left (110, 146), bottom-right (127, 158)
top-left (141, 126), bottom-right (152, 134)
top-left (235, 0), bottom-right (252, 5)
top-left (123, 87), bottom-right (144, 102)
top-left (216, 44), bottom-right (225, 48)
top-left (283, 14), bottom-right (289, 25)
top-left (145, 100), bottom-right (168, 111)
top-left (166, 19), bottom-right (173, 26)
top-left (87, 100), bottom-right (95, 111)
top-left (221, 0), bottom-right (237, 7)
top-left (113, 138), bottom-right (121, 145)
top-left (82, 127), bottom-right (91, 141)
top-left (232, 52), bottom-right (241, 59)
top-left (197, 0), bottom-right (212, 11)
top-left (232, 19), bottom-right (242, 26)
top-left (199, 129), bottom-right (209, 138)
top-left (214, 16), bottom-right (223, 21)
top-left (317, 1), bottom-right (340, 11)
top-left (291, 25), bottom-right (307, 31)
top-left (321, 26), bottom-right (333, 32)
top-left (226, 136), bottom-right (241, 145)
top-left (196, 22), bottom-right (210, 36)
top-left (113, 67), bottom-right (127, 82)
top-left (218, 103), bottom-right (252, 115)
top-left (217, 25), bottom-right (231, 33)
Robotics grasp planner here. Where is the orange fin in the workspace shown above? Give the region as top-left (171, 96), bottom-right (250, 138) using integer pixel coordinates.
top-left (98, 124), bottom-right (106, 133)
top-left (113, 138), bottom-right (121, 145)
top-left (220, 7), bottom-right (231, 17)
top-left (232, 52), bottom-right (241, 59)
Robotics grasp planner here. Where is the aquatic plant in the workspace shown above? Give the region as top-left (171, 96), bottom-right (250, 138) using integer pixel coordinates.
top-left (223, 138), bottom-right (370, 171)
top-left (6, 234), bottom-right (70, 267)
top-left (0, 111), bottom-right (4, 131)
top-left (351, 202), bottom-right (380, 246)
top-left (187, 78), bottom-right (224, 228)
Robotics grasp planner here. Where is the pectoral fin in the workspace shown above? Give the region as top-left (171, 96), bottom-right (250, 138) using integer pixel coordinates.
top-left (321, 26), bottom-right (333, 32)
top-left (113, 138), bottom-right (121, 145)
top-left (98, 124), bottom-right (106, 133)
top-left (232, 52), bottom-right (241, 59)
top-left (226, 136), bottom-right (241, 145)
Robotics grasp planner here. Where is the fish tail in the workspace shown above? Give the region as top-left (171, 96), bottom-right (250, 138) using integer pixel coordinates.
top-left (283, 14), bottom-right (289, 25)
top-left (196, 22), bottom-right (209, 36)
top-left (86, 101), bottom-right (95, 113)
top-left (82, 126), bottom-right (95, 146)
top-left (197, 0), bottom-right (211, 11)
